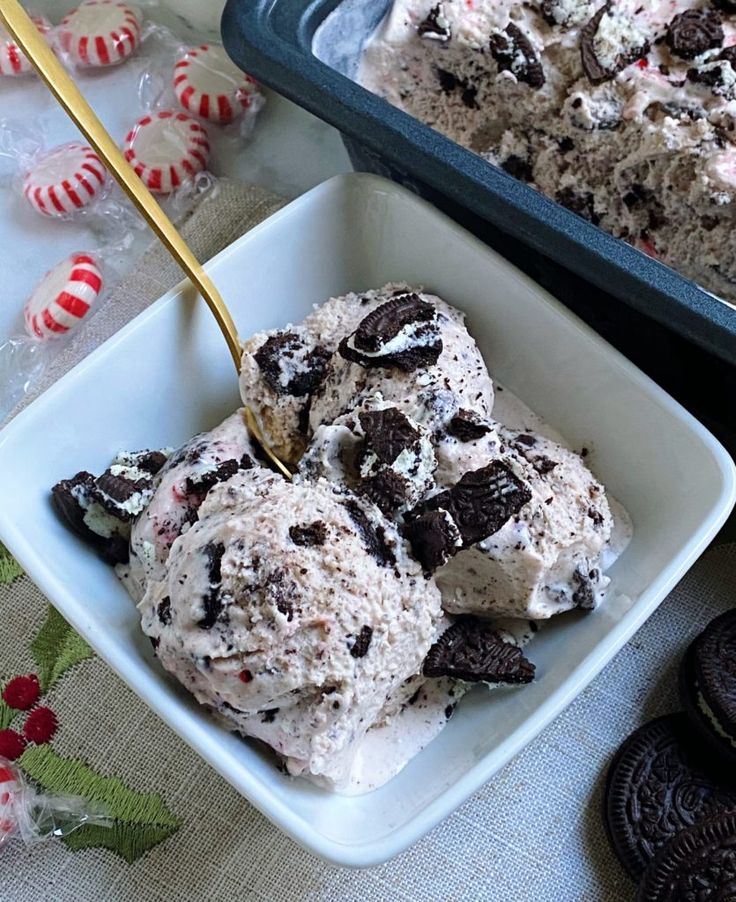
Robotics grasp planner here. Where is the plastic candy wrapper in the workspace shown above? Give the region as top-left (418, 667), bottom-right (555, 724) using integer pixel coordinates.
top-left (0, 758), bottom-right (111, 849)
top-left (0, 248), bottom-right (120, 422)
top-left (138, 29), bottom-right (265, 142)
top-left (0, 120), bottom-right (145, 243)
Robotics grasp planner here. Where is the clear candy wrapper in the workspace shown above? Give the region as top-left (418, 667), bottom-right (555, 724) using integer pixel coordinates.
top-left (0, 758), bottom-right (111, 849)
top-left (0, 246), bottom-right (123, 422)
top-left (0, 120), bottom-right (144, 241)
top-left (138, 29), bottom-right (265, 141)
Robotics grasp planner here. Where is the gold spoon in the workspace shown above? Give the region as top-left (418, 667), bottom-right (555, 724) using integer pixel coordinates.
top-left (0, 0), bottom-right (291, 479)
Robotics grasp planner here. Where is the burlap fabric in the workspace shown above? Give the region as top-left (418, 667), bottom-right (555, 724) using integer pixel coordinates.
top-left (1, 180), bottom-right (734, 900)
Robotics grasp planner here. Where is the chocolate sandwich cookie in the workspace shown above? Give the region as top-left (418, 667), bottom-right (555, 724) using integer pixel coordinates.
top-left (679, 610), bottom-right (736, 771)
top-left (637, 810), bottom-right (736, 901)
top-left (605, 714), bottom-right (736, 880)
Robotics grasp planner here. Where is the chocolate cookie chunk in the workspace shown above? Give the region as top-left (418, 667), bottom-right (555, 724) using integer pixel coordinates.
top-left (51, 471), bottom-right (96, 538)
top-left (92, 469), bottom-right (152, 522)
top-left (418, 3), bottom-right (450, 41)
top-left (490, 23), bottom-right (545, 89)
top-left (448, 409), bottom-right (492, 441)
top-left (344, 499), bottom-right (397, 568)
top-left (359, 407), bottom-right (420, 466)
top-left (407, 462), bottom-right (532, 547)
top-left (198, 541), bottom-right (225, 630)
top-left (424, 617), bottom-right (535, 684)
top-left (404, 508), bottom-right (462, 571)
top-left (185, 458), bottom-right (240, 496)
top-left (289, 520), bottom-right (327, 547)
top-left (713, 0), bottom-right (736, 12)
top-left (666, 9), bottom-right (723, 61)
top-left (605, 714), bottom-right (736, 879)
top-left (254, 332), bottom-right (331, 397)
top-left (339, 294), bottom-right (442, 371)
top-left (349, 625), bottom-right (373, 658)
top-left (581, 5), bottom-right (649, 85)
top-left (637, 811), bottom-right (736, 902)
top-left (361, 470), bottom-right (410, 513)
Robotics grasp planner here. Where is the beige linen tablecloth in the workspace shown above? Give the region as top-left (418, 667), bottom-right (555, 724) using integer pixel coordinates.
top-left (1, 180), bottom-right (734, 901)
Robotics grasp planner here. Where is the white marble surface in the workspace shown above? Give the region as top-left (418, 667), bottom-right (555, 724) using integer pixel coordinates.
top-left (0, 0), bottom-right (350, 342)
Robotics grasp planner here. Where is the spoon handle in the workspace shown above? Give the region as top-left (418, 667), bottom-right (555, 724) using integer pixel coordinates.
top-left (0, 0), bottom-right (242, 370)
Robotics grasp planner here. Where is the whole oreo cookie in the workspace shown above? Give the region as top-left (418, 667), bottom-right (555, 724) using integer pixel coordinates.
top-left (423, 616), bottom-right (535, 684)
top-left (679, 611), bottom-right (736, 770)
top-left (339, 293), bottom-right (442, 371)
top-left (637, 811), bottom-right (736, 902)
top-left (605, 714), bottom-right (736, 880)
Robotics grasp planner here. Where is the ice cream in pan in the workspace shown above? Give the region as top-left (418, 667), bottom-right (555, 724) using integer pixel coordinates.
top-left (53, 285), bottom-right (630, 792)
top-left (359, 0), bottom-right (736, 304)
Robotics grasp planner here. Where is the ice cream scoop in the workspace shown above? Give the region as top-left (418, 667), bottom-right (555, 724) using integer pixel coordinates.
top-left (138, 469), bottom-right (444, 788)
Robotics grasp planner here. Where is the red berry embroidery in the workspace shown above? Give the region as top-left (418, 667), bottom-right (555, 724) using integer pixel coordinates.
top-left (22, 707), bottom-right (58, 745)
top-left (0, 729), bottom-right (26, 762)
top-left (2, 674), bottom-right (40, 711)
top-left (238, 669), bottom-right (253, 683)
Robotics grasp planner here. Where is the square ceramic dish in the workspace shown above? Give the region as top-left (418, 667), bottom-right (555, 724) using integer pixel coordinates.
top-left (0, 174), bottom-right (733, 867)
top-left (221, 0), bottom-right (736, 367)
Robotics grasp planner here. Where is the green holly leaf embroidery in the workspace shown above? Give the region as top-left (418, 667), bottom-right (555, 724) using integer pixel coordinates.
top-left (31, 605), bottom-right (94, 692)
top-left (0, 696), bottom-right (17, 731)
top-left (0, 543), bottom-right (22, 585)
top-left (19, 745), bottom-right (181, 863)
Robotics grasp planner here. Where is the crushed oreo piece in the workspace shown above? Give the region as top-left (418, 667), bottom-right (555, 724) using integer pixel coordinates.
top-left (349, 625), bottom-right (373, 658)
top-left (404, 509), bottom-right (461, 571)
top-left (556, 186), bottom-right (600, 225)
top-left (572, 567), bottom-right (596, 609)
top-left (407, 462), bottom-right (532, 547)
top-left (260, 708), bottom-right (279, 723)
top-left (361, 469), bottom-right (410, 513)
top-left (92, 470), bottom-right (152, 522)
top-left (51, 471), bottom-right (96, 537)
top-left (667, 9), bottom-right (723, 60)
top-left (359, 407), bottom-right (420, 465)
top-left (490, 23), bottom-right (545, 88)
top-left (344, 500), bottom-right (396, 568)
top-left (198, 542), bottom-right (225, 629)
top-left (514, 434), bottom-right (536, 447)
top-left (126, 450), bottom-right (168, 475)
top-left (713, 0), bottom-right (736, 11)
top-left (185, 458), bottom-right (240, 496)
top-left (339, 294), bottom-right (442, 371)
top-left (588, 507), bottom-right (605, 526)
top-left (157, 596), bottom-right (172, 626)
top-left (437, 67), bottom-right (458, 93)
top-left (532, 455), bottom-right (558, 475)
top-left (98, 535), bottom-right (130, 566)
top-left (254, 332), bottom-right (331, 397)
top-left (418, 3), bottom-right (450, 41)
top-left (501, 155), bottom-right (534, 183)
top-left (424, 617), bottom-right (536, 684)
top-left (581, 5), bottom-right (649, 85)
top-left (448, 410), bottom-right (492, 442)
top-left (289, 521), bottom-right (328, 547)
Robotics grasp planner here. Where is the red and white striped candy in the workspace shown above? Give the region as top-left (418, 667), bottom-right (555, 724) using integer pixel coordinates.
top-left (0, 16), bottom-right (51, 77)
top-left (59, 0), bottom-right (141, 68)
top-left (0, 763), bottom-right (20, 843)
top-left (22, 143), bottom-right (107, 218)
top-left (174, 44), bottom-right (260, 126)
top-left (124, 111), bottom-right (210, 194)
top-left (24, 254), bottom-right (103, 341)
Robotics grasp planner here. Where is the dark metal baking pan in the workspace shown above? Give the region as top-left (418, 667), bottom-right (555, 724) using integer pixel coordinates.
top-left (221, 0), bottom-right (736, 450)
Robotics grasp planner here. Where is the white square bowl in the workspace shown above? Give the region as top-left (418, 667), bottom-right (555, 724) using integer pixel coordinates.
top-left (0, 173), bottom-right (733, 867)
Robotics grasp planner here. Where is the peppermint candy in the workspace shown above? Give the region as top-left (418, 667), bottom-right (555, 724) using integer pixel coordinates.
top-left (24, 254), bottom-right (103, 340)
